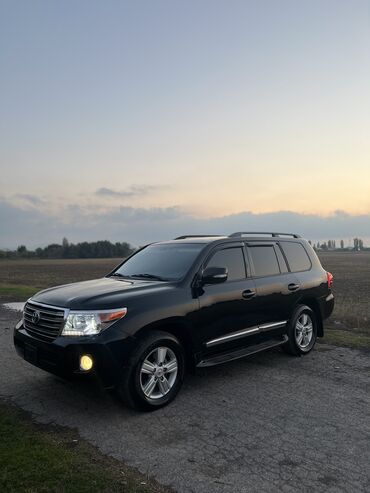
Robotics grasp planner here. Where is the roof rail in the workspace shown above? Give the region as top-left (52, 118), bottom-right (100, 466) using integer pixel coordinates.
top-left (229, 231), bottom-right (301, 239)
top-left (174, 235), bottom-right (224, 240)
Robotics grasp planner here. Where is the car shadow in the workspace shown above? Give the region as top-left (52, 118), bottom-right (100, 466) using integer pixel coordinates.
top-left (20, 346), bottom-right (289, 419)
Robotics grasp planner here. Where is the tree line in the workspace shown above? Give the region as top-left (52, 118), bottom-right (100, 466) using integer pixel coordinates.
top-left (1, 236), bottom-right (368, 260)
top-left (0, 238), bottom-right (134, 259)
top-left (309, 238), bottom-right (367, 251)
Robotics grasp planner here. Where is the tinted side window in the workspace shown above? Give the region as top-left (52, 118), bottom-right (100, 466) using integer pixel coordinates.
top-left (280, 241), bottom-right (311, 272)
top-left (249, 245), bottom-right (280, 277)
top-left (275, 244), bottom-right (289, 273)
top-left (206, 247), bottom-right (246, 281)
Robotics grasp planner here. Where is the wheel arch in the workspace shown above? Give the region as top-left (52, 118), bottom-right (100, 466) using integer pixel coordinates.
top-left (133, 318), bottom-right (198, 368)
top-left (297, 297), bottom-right (323, 337)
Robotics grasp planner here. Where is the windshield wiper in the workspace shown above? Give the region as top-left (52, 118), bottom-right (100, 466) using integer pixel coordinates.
top-left (130, 273), bottom-right (169, 281)
top-left (109, 273), bottom-right (132, 279)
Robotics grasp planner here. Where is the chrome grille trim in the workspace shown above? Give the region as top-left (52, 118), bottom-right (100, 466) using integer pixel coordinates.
top-left (23, 301), bottom-right (68, 342)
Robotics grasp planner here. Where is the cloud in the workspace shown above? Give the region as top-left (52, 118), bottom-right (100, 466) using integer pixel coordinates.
top-left (0, 198), bottom-right (369, 249)
top-left (95, 185), bottom-right (168, 199)
top-left (0, 198), bottom-right (53, 248)
top-left (14, 194), bottom-right (46, 206)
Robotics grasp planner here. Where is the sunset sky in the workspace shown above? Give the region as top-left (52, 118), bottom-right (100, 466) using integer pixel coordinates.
top-left (1, 1), bottom-right (369, 247)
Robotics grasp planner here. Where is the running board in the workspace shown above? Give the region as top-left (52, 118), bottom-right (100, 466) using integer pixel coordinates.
top-left (197, 335), bottom-right (288, 368)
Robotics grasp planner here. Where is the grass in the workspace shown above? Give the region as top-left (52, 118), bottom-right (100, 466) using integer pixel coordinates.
top-left (0, 402), bottom-right (169, 493)
top-left (320, 328), bottom-right (370, 351)
top-left (0, 283), bottom-right (41, 300)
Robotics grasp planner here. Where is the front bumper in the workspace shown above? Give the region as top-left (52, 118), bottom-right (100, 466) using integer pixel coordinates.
top-left (13, 321), bottom-right (135, 388)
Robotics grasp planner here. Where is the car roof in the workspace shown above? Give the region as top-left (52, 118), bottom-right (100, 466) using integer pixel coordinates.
top-left (155, 232), bottom-right (303, 246)
top-left (157, 237), bottom-right (228, 245)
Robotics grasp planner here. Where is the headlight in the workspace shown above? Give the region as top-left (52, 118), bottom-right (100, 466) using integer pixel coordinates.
top-left (61, 308), bottom-right (127, 336)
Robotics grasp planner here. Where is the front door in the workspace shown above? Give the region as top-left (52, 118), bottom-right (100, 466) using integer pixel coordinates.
top-left (195, 244), bottom-right (260, 354)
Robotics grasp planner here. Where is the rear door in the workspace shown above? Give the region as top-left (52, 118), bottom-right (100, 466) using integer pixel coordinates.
top-left (195, 243), bottom-right (260, 353)
top-left (279, 241), bottom-right (314, 296)
top-left (246, 242), bottom-right (300, 340)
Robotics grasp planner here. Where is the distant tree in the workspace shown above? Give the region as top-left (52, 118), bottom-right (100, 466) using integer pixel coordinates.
top-left (321, 242), bottom-right (328, 251)
top-left (35, 247), bottom-right (44, 257)
top-left (115, 241), bottom-right (132, 258)
top-left (340, 239), bottom-right (344, 249)
top-left (4, 240), bottom-right (134, 259)
top-left (17, 245), bottom-right (28, 257)
top-left (44, 243), bottom-right (63, 258)
top-left (354, 238), bottom-right (359, 251)
top-left (359, 239), bottom-right (364, 250)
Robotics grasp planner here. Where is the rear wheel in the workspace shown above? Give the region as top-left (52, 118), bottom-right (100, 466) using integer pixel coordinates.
top-left (117, 331), bottom-right (185, 411)
top-left (283, 305), bottom-right (317, 356)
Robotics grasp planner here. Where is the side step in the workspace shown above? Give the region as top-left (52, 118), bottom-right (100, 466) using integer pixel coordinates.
top-left (197, 335), bottom-right (288, 368)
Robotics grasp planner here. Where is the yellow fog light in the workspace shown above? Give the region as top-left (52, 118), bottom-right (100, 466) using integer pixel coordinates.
top-left (80, 355), bottom-right (93, 371)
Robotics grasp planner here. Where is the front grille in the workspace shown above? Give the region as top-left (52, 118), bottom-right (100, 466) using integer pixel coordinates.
top-left (24, 302), bottom-right (66, 342)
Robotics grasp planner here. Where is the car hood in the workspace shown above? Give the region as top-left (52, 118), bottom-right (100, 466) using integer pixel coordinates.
top-left (30, 277), bottom-right (173, 310)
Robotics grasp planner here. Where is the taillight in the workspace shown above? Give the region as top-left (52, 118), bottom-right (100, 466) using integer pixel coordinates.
top-left (327, 271), bottom-right (334, 288)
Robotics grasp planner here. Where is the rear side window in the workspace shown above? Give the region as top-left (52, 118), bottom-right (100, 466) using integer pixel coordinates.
top-left (248, 245), bottom-right (280, 277)
top-left (280, 241), bottom-right (311, 272)
top-left (206, 247), bottom-right (246, 281)
top-left (275, 245), bottom-right (289, 273)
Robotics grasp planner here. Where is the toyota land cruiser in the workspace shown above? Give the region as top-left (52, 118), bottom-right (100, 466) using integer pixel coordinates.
top-left (14, 232), bottom-right (334, 411)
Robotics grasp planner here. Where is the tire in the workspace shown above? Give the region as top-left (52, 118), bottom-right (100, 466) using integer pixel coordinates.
top-left (282, 305), bottom-right (317, 356)
top-left (117, 330), bottom-right (185, 411)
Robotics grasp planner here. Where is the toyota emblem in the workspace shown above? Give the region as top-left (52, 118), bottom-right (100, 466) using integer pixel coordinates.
top-left (32, 310), bottom-right (41, 324)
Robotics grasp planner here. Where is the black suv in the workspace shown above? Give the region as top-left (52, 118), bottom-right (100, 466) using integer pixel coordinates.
top-left (14, 232), bottom-right (334, 411)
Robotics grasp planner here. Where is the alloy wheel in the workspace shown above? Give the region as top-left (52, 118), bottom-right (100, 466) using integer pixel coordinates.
top-left (139, 346), bottom-right (178, 400)
top-left (295, 313), bottom-right (314, 349)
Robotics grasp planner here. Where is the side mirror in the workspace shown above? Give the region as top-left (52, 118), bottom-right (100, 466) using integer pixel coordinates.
top-left (202, 266), bottom-right (228, 285)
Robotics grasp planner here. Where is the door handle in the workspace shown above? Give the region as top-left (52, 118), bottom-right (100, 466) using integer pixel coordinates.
top-left (242, 289), bottom-right (256, 300)
top-left (288, 283), bottom-right (300, 292)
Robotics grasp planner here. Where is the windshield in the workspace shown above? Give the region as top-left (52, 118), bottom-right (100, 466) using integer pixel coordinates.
top-left (111, 243), bottom-right (205, 281)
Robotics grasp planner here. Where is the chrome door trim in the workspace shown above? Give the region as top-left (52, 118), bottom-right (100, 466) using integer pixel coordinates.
top-left (206, 326), bottom-right (259, 347)
top-left (259, 320), bottom-right (287, 331)
top-left (205, 320), bottom-right (287, 348)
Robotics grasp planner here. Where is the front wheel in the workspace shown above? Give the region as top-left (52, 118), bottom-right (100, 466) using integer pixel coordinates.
top-left (117, 331), bottom-right (185, 411)
top-left (283, 305), bottom-right (317, 356)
